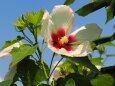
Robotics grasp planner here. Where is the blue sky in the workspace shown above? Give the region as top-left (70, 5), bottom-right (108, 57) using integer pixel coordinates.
top-left (0, 0), bottom-right (115, 83)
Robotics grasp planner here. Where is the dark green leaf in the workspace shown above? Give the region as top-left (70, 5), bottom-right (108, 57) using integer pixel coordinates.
top-left (106, 54), bottom-right (115, 57)
top-left (10, 44), bottom-right (38, 67)
top-left (65, 78), bottom-right (75, 86)
top-left (0, 80), bottom-right (12, 86)
top-left (68, 56), bottom-right (99, 72)
top-left (17, 58), bottom-right (49, 86)
top-left (56, 73), bottom-right (92, 86)
top-left (64, 0), bottom-right (75, 5)
top-left (1, 36), bottom-right (24, 50)
top-left (90, 58), bottom-right (103, 66)
top-left (76, 0), bottom-right (111, 16)
top-left (91, 74), bottom-right (114, 86)
top-left (106, 0), bottom-right (115, 23)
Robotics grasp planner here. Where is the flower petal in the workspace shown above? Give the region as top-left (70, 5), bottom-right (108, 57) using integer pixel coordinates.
top-left (48, 41), bottom-right (92, 57)
top-left (50, 5), bottom-right (74, 34)
top-left (71, 23), bottom-right (102, 44)
top-left (0, 43), bottom-right (20, 58)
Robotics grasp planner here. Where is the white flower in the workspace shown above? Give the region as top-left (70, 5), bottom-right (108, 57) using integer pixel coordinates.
top-left (50, 61), bottom-right (63, 81)
top-left (41, 5), bottom-right (102, 57)
top-left (0, 43), bottom-right (20, 58)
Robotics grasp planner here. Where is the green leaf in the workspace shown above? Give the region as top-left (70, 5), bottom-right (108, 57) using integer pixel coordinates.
top-left (17, 58), bottom-right (49, 86)
top-left (56, 73), bottom-right (92, 86)
top-left (23, 9), bottom-right (44, 26)
top-left (0, 80), bottom-right (12, 86)
top-left (64, 0), bottom-right (75, 5)
top-left (68, 56), bottom-right (99, 72)
top-left (106, 54), bottom-right (115, 57)
top-left (14, 18), bottom-right (26, 31)
top-left (91, 74), bottom-right (114, 86)
top-left (90, 58), bottom-right (103, 66)
top-left (65, 78), bottom-right (75, 86)
top-left (1, 36), bottom-right (24, 50)
top-left (10, 44), bottom-right (38, 67)
top-left (103, 42), bottom-right (115, 46)
top-left (76, 0), bottom-right (111, 16)
top-left (106, 0), bottom-right (115, 23)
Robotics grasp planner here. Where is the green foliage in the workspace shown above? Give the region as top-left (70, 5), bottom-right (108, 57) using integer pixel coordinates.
top-left (16, 58), bottom-right (49, 86)
top-left (0, 80), bottom-right (12, 86)
top-left (91, 74), bottom-right (114, 86)
top-left (1, 36), bottom-right (24, 50)
top-left (106, 54), bottom-right (115, 57)
top-left (69, 57), bottom-right (99, 72)
top-left (98, 44), bottom-right (105, 54)
top-left (90, 58), bottom-right (103, 66)
top-left (65, 78), bottom-right (75, 86)
top-left (10, 44), bottom-right (38, 67)
top-left (64, 0), bottom-right (75, 5)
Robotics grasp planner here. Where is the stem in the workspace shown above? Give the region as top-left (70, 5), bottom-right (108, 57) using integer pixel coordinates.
top-left (49, 53), bottom-right (55, 70)
top-left (49, 57), bottom-right (63, 79)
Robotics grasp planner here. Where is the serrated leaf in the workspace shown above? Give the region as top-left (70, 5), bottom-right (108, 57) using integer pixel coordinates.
top-left (1, 36), bottom-right (24, 50)
top-left (10, 44), bottom-right (38, 67)
top-left (90, 58), bottom-right (103, 66)
top-left (0, 80), bottom-right (12, 86)
top-left (17, 58), bottom-right (49, 86)
top-left (65, 78), bottom-right (75, 86)
top-left (106, 0), bottom-right (115, 23)
top-left (23, 9), bottom-right (44, 26)
top-left (68, 56), bottom-right (99, 72)
top-left (91, 74), bottom-right (114, 86)
top-left (64, 0), bottom-right (75, 5)
top-left (76, 0), bottom-right (111, 16)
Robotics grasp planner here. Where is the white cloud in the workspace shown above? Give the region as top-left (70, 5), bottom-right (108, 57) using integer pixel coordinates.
top-left (0, 77), bottom-right (3, 82)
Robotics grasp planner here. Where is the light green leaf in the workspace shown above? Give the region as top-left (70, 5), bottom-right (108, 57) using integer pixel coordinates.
top-left (91, 74), bottom-right (114, 86)
top-left (106, 0), bottom-right (115, 23)
top-left (0, 80), bottom-right (12, 86)
top-left (64, 0), bottom-right (75, 5)
top-left (10, 44), bottom-right (38, 67)
top-left (68, 56), bottom-right (99, 72)
top-left (65, 78), bottom-right (75, 86)
top-left (76, 0), bottom-right (111, 16)
top-left (90, 58), bottom-right (103, 66)
top-left (1, 36), bottom-right (24, 50)
top-left (23, 9), bottom-right (44, 26)
top-left (103, 42), bottom-right (115, 46)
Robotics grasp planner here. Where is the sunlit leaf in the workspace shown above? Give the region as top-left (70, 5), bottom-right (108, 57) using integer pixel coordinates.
top-left (76, 0), bottom-right (111, 16)
top-left (10, 44), bottom-right (38, 67)
top-left (65, 78), bottom-right (75, 86)
top-left (91, 74), bottom-right (114, 86)
top-left (90, 58), bottom-right (103, 66)
top-left (0, 80), bottom-right (12, 86)
top-left (1, 36), bottom-right (24, 50)
top-left (64, 0), bottom-right (75, 5)
top-left (103, 42), bottom-right (115, 46)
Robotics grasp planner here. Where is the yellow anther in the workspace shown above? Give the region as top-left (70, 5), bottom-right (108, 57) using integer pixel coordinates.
top-left (59, 36), bottom-right (68, 45)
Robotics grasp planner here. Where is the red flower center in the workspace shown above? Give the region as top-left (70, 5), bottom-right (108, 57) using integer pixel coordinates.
top-left (51, 28), bottom-right (76, 51)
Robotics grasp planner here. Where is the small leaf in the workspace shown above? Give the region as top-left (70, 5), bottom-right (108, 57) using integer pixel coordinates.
top-left (76, 0), bottom-right (111, 16)
top-left (103, 42), bottom-right (115, 46)
top-left (106, 54), bottom-right (115, 57)
top-left (65, 78), bottom-right (75, 86)
top-left (1, 36), bottom-right (24, 50)
top-left (10, 44), bottom-right (38, 67)
top-left (91, 74), bottom-right (114, 86)
top-left (90, 58), bottom-right (103, 66)
top-left (64, 0), bottom-right (75, 5)
top-left (0, 80), bottom-right (12, 86)
top-left (106, 0), bottom-right (115, 23)
top-left (68, 56), bottom-right (99, 72)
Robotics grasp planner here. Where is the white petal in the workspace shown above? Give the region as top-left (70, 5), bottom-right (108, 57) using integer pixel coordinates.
top-left (0, 43), bottom-right (20, 58)
top-left (48, 41), bottom-right (92, 57)
top-left (71, 23), bottom-right (102, 44)
top-left (50, 5), bottom-right (74, 34)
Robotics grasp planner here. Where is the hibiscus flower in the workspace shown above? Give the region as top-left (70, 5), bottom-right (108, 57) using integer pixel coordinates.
top-left (41, 5), bottom-right (102, 57)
